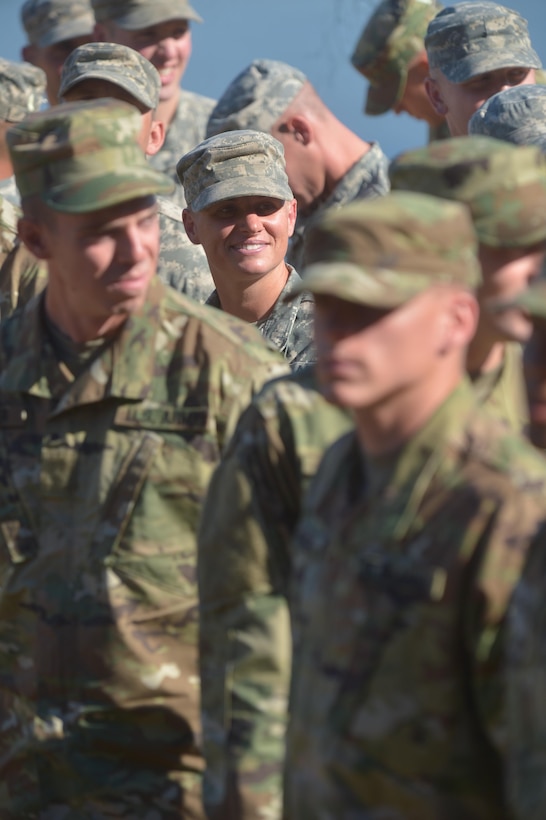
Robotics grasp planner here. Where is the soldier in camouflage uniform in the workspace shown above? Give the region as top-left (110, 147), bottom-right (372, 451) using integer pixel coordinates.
top-left (469, 84), bottom-right (546, 150)
top-left (92, 0), bottom-right (216, 207)
top-left (21, 0), bottom-right (94, 104)
top-left (283, 193), bottom-right (546, 819)
top-left (177, 130), bottom-right (315, 368)
top-left (351, 0), bottom-right (450, 143)
top-left (0, 97), bottom-right (286, 817)
top-left (206, 58), bottom-right (390, 270)
top-left (390, 136), bottom-right (546, 434)
top-left (58, 41), bottom-right (213, 301)
top-left (424, 1), bottom-right (541, 137)
top-left (197, 365), bottom-right (352, 818)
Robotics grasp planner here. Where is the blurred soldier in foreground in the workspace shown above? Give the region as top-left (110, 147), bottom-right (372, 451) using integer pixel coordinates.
top-left (178, 130), bottom-right (314, 368)
top-left (351, 0), bottom-right (449, 143)
top-left (390, 137), bottom-right (546, 433)
top-left (0, 97), bottom-right (285, 817)
top-left (21, 0), bottom-right (94, 104)
top-left (425, 1), bottom-right (540, 136)
top-left (92, 0), bottom-right (215, 205)
top-left (59, 41), bottom-right (214, 301)
top-left (206, 58), bottom-right (390, 269)
top-left (469, 84), bottom-right (546, 150)
top-left (283, 193), bottom-right (546, 819)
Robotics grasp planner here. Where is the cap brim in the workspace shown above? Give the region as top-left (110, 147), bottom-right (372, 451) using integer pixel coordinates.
top-left (112, 4), bottom-right (203, 28)
top-left (441, 50), bottom-right (542, 84)
top-left (37, 18), bottom-right (95, 48)
top-left (190, 178), bottom-right (293, 212)
top-left (365, 70), bottom-right (406, 116)
top-left (288, 261), bottom-right (431, 308)
top-left (59, 72), bottom-right (155, 111)
top-left (43, 168), bottom-right (174, 213)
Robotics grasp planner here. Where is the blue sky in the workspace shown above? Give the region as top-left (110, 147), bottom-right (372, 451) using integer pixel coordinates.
top-left (1, 0), bottom-right (545, 159)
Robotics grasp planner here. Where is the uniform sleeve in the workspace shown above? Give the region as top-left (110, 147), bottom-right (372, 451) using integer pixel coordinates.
top-left (197, 401), bottom-right (298, 819)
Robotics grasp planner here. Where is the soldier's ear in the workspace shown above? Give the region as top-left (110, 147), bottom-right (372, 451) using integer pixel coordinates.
top-left (425, 75), bottom-right (448, 116)
top-left (182, 209), bottom-right (201, 245)
top-left (146, 120), bottom-right (165, 157)
top-left (18, 217), bottom-right (51, 260)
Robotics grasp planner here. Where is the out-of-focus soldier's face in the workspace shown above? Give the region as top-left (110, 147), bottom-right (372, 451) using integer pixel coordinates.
top-left (524, 321), bottom-right (546, 449)
top-left (23, 35), bottom-right (93, 105)
top-left (477, 243), bottom-right (546, 344)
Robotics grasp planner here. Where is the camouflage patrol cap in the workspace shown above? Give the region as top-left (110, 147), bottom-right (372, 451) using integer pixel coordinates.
top-left (289, 192), bottom-right (479, 308)
top-left (351, 0), bottom-right (442, 116)
top-left (0, 59), bottom-right (45, 123)
top-left (21, 0), bottom-right (94, 48)
top-left (389, 136), bottom-right (546, 248)
top-left (177, 130), bottom-right (293, 212)
top-left (469, 86), bottom-right (546, 151)
top-left (7, 98), bottom-right (173, 212)
top-left (206, 59), bottom-right (307, 138)
top-left (91, 0), bottom-right (202, 27)
top-left (59, 42), bottom-right (160, 111)
top-left (425, 2), bottom-right (541, 83)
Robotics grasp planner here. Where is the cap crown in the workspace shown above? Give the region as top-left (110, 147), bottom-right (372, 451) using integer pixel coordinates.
top-left (0, 59), bottom-right (45, 122)
top-left (21, 0), bottom-right (94, 48)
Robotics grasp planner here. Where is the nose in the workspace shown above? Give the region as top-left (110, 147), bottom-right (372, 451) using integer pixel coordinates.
top-left (117, 225), bottom-right (147, 263)
top-left (156, 36), bottom-right (178, 61)
top-left (238, 210), bottom-right (261, 233)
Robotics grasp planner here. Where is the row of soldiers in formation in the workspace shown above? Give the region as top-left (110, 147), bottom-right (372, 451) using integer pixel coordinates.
top-left (1, 0), bottom-right (546, 818)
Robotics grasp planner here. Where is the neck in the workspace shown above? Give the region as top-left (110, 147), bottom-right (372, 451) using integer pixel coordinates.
top-left (466, 325), bottom-right (505, 376)
top-left (353, 369), bottom-right (462, 458)
top-left (213, 263), bottom-right (289, 323)
top-left (322, 121), bottom-right (371, 201)
top-left (45, 288), bottom-right (127, 345)
top-left (156, 88), bottom-right (181, 130)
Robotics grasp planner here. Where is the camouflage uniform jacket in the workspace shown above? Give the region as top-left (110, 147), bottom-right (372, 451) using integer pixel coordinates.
top-left (0, 277), bottom-right (287, 817)
top-left (157, 197), bottom-right (213, 303)
top-left (470, 342), bottom-right (528, 435)
top-left (287, 142), bottom-right (390, 269)
top-left (285, 380), bottom-right (546, 820)
top-left (0, 193), bottom-right (20, 270)
top-left (0, 176), bottom-right (20, 208)
top-left (428, 119), bottom-right (451, 143)
top-left (198, 365), bottom-right (352, 819)
top-left (206, 266), bottom-right (316, 369)
top-left (149, 89), bottom-right (216, 208)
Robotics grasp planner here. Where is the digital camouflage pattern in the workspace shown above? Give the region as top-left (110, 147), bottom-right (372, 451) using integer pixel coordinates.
top-left (7, 98), bottom-right (173, 211)
top-left (177, 130), bottom-right (293, 213)
top-left (0, 194), bottom-right (21, 271)
top-left (469, 85), bottom-right (546, 151)
top-left (148, 89), bottom-right (216, 209)
top-left (21, 0), bottom-right (94, 47)
top-left (425, 1), bottom-right (541, 83)
top-left (285, 380), bottom-right (546, 819)
top-left (287, 142), bottom-right (390, 270)
top-left (198, 365), bottom-right (352, 819)
top-left (0, 275), bottom-right (288, 817)
top-left (293, 192), bottom-right (480, 308)
top-left (157, 197), bottom-right (213, 302)
top-left (59, 41), bottom-right (161, 111)
top-left (206, 266), bottom-right (315, 369)
top-left (469, 342), bottom-right (528, 435)
top-left (0, 58), bottom-right (45, 123)
top-left (206, 59), bottom-right (307, 139)
top-left (389, 137), bottom-right (546, 248)
top-left (351, 0), bottom-right (442, 116)
top-left (91, 0), bottom-right (203, 27)
top-left (0, 240), bottom-right (47, 321)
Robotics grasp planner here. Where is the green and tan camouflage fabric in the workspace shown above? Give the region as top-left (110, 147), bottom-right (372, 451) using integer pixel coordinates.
top-left (206, 59), bottom-right (307, 139)
top-left (7, 98), bottom-right (173, 212)
top-left (206, 266), bottom-right (314, 369)
top-left (351, 0), bottom-right (443, 116)
top-left (0, 276), bottom-right (287, 817)
top-left (287, 142), bottom-right (390, 270)
top-left (469, 85), bottom-right (546, 151)
top-left (149, 89), bottom-right (216, 209)
top-left (0, 58), bottom-right (45, 123)
top-left (177, 130), bottom-right (293, 213)
top-left (0, 194), bottom-right (20, 270)
top-left (294, 192), bottom-right (480, 307)
top-left (470, 342), bottom-right (528, 435)
top-left (198, 365), bottom-right (352, 819)
top-left (21, 0), bottom-right (94, 47)
top-left (389, 137), bottom-right (546, 248)
top-left (285, 380), bottom-right (546, 819)
top-left (425, 1), bottom-right (541, 83)
top-left (0, 240), bottom-right (47, 320)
